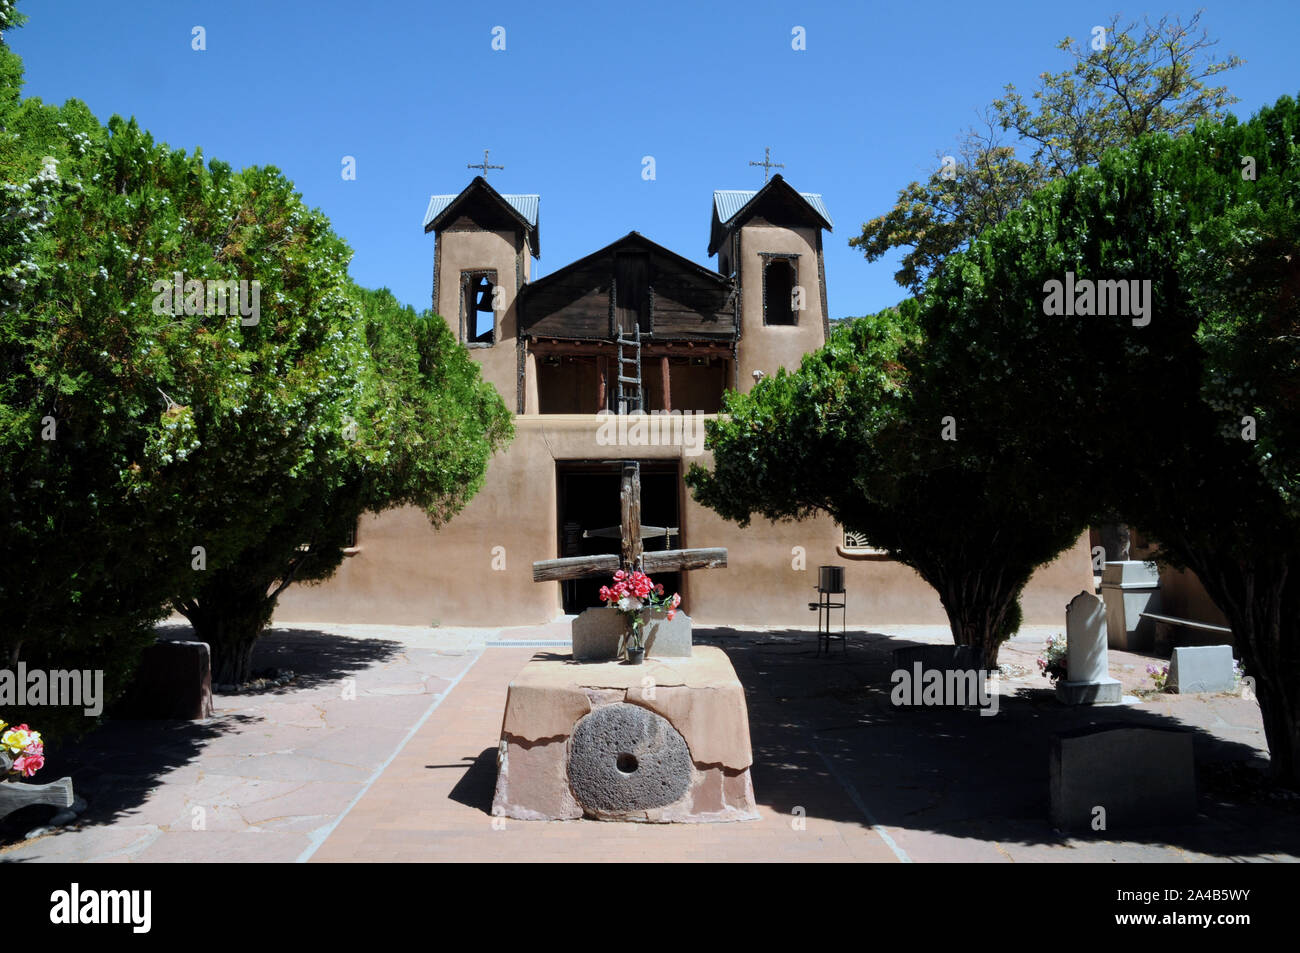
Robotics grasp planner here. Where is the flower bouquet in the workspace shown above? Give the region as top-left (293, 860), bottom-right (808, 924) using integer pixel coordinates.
top-left (597, 569), bottom-right (681, 663)
top-left (0, 720), bottom-right (45, 780)
top-left (1036, 634), bottom-right (1068, 684)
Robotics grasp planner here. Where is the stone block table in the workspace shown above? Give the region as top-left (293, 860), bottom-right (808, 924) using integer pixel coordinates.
top-left (491, 646), bottom-right (758, 823)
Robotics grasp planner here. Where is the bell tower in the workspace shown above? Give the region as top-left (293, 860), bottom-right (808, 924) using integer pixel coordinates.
top-left (709, 172), bottom-right (832, 391)
top-left (423, 174), bottom-right (540, 411)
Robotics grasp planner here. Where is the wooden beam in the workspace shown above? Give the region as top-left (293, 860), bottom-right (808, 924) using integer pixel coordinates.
top-left (641, 548), bottom-right (728, 574)
top-left (661, 355), bottom-right (671, 412)
top-left (527, 339), bottom-right (733, 358)
top-left (621, 461), bottom-right (642, 568)
top-left (597, 355), bottom-right (608, 411)
top-left (532, 554), bottom-right (620, 582)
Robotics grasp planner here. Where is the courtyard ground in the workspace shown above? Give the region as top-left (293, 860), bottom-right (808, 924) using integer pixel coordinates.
top-left (2, 621), bottom-right (1297, 863)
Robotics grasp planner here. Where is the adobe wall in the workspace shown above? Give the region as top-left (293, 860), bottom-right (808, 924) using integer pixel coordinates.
top-left (734, 223), bottom-right (825, 390)
top-left (275, 415), bottom-right (1095, 630)
top-left (434, 228), bottom-right (524, 406)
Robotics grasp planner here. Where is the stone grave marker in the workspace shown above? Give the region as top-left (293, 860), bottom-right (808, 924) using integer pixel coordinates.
top-left (1056, 591), bottom-right (1122, 705)
top-left (1169, 645), bottom-right (1235, 694)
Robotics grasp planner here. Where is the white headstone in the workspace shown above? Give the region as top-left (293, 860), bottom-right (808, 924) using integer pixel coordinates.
top-left (1067, 591), bottom-right (1109, 682)
top-left (1058, 591), bottom-right (1123, 705)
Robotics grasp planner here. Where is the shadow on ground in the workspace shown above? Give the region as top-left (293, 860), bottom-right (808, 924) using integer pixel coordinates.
top-left (0, 626), bottom-right (405, 847)
top-left (161, 623), bottom-right (406, 694)
top-left (443, 748), bottom-right (498, 812)
top-left (696, 626), bottom-right (1300, 859)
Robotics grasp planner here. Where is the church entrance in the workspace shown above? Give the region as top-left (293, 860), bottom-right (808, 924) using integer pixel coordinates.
top-left (555, 460), bottom-right (682, 614)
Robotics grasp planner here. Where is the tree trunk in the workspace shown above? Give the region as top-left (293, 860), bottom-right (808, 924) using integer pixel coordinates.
top-left (934, 574), bottom-right (1027, 671)
top-left (1187, 551), bottom-right (1299, 788)
top-left (176, 582), bottom-right (275, 686)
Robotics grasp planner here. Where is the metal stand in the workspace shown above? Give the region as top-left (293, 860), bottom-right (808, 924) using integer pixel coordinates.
top-left (809, 565), bottom-right (847, 656)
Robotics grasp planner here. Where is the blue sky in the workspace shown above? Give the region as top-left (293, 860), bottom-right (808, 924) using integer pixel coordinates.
top-left (10, 0), bottom-right (1300, 318)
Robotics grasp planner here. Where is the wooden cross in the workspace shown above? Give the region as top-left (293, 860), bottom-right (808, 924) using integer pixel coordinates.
top-left (749, 146), bottom-right (784, 183)
top-left (468, 149), bottom-right (504, 177)
top-left (532, 461), bottom-right (727, 583)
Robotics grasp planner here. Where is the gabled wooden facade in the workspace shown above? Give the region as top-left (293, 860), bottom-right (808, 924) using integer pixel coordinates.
top-left (520, 232), bottom-right (737, 343)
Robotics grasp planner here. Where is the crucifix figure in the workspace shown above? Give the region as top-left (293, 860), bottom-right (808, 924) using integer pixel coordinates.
top-left (468, 149), bottom-right (504, 177)
top-left (532, 461), bottom-right (727, 587)
top-left (749, 146), bottom-right (784, 183)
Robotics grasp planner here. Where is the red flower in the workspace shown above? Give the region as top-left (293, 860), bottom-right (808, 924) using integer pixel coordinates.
top-left (13, 753), bottom-right (43, 778)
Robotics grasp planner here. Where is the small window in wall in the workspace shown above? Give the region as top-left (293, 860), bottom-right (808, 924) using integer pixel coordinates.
top-left (841, 528), bottom-right (888, 557)
top-left (762, 256), bottom-right (796, 325)
top-left (464, 272), bottom-right (496, 345)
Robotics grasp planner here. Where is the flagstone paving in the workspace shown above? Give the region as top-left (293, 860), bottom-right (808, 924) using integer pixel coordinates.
top-left (3, 621), bottom-right (1298, 862)
top-left (0, 621), bottom-right (500, 862)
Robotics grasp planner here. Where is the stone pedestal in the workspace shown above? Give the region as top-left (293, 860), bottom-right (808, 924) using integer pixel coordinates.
top-left (571, 607), bottom-right (692, 661)
top-left (1057, 591), bottom-right (1123, 705)
top-left (114, 640), bottom-right (214, 720)
top-left (491, 646), bottom-right (758, 823)
top-left (1101, 561), bottom-right (1161, 651)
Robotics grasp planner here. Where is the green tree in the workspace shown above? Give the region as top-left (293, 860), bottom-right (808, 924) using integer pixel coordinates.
top-left (686, 302), bottom-right (1084, 668)
top-left (1, 2), bottom-right (512, 696)
top-left (853, 12), bottom-right (1242, 294)
top-left (695, 94), bottom-right (1300, 782)
top-left (173, 285), bottom-right (512, 683)
top-left (914, 94), bottom-right (1300, 782)
top-left (0, 12), bottom-right (187, 738)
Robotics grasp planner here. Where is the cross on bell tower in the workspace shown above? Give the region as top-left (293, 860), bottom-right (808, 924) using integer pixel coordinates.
top-left (467, 149), bottom-right (504, 178)
top-left (748, 146), bottom-right (784, 183)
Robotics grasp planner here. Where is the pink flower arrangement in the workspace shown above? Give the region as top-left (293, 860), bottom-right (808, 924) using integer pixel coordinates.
top-left (1, 719), bottom-right (45, 780)
top-left (598, 570), bottom-right (681, 653)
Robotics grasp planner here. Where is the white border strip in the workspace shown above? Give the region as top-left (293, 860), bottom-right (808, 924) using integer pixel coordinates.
top-left (295, 649), bottom-right (484, 863)
top-left (813, 739), bottom-right (912, 863)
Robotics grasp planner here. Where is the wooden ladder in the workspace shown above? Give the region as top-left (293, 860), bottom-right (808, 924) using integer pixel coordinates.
top-left (616, 324), bottom-right (643, 413)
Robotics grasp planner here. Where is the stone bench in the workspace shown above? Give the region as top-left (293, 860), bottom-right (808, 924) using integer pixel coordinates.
top-left (1140, 611), bottom-right (1232, 650)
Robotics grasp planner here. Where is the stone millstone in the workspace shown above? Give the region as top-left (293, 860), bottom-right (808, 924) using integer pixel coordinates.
top-left (567, 703), bottom-right (691, 815)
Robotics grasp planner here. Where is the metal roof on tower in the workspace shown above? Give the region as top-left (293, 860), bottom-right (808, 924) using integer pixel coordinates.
top-left (423, 176), bottom-right (540, 256)
top-left (708, 174), bottom-right (833, 256)
top-left (422, 192), bottom-right (539, 230)
top-left (712, 189), bottom-right (833, 229)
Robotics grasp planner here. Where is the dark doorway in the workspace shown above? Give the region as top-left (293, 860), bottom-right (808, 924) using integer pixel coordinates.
top-left (614, 252), bottom-right (649, 336)
top-left (556, 460), bottom-right (681, 614)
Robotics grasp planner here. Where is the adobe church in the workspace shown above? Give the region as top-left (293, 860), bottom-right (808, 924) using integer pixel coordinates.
top-left (277, 166), bottom-right (1092, 627)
